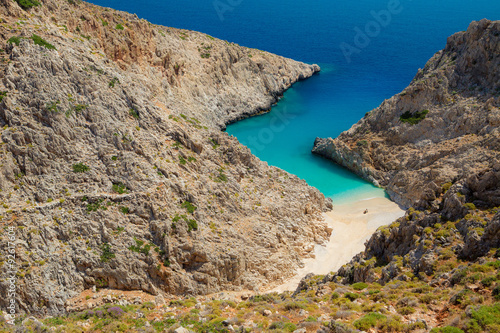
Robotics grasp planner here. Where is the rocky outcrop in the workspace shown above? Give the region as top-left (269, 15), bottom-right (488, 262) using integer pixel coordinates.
top-left (324, 187), bottom-right (499, 287)
top-left (0, 0), bottom-right (327, 315)
top-left (313, 19), bottom-right (500, 209)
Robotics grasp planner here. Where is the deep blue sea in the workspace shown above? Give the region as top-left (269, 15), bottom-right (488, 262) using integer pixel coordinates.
top-left (90, 0), bottom-right (499, 203)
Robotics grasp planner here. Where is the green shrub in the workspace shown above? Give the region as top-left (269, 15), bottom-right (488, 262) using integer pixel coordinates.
top-left (115, 24), bottom-right (124, 30)
top-left (31, 34), bottom-right (56, 50)
top-left (397, 306), bottom-right (415, 315)
top-left (344, 292), bottom-right (360, 301)
top-left (181, 201), bottom-right (197, 214)
top-left (400, 109), bottom-right (429, 125)
top-left (493, 286), bottom-right (500, 300)
top-left (119, 206), bottom-right (129, 214)
top-left (128, 239), bottom-right (151, 255)
top-left (356, 140), bottom-right (368, 148)
top-left (46, 100), bottom-right (60, 113)
top-left (480, 276), bottom-right (495, 287)
top-left (112, 182), bottom-right (127, 194)
top-left (467, 303), bottom-right (500, 332)
top-left (7, 36), bottom-right (22, 45)
top-left (73, 104), bottom-right (88, 112)
top-left (0, 91), bottom-right (7, 103)
top-left (215, 168), bottom-right (228, 182)
top-left (269, 321), bottom-right (296, 332)
top-left (442, 182), bottom-right (452, 193)
top-left (72, 163), bottom-right (89, 173)
top-left (353, 312), bottom-right (386, 331)
top-left (187, 219), bottom-right (198, 232)
top-left (43, 317), bottom-right (64, 326)
top-left (488, 261), bottom-right (500, 269)
top-left (109, 77), bottom-right (120, 87)
top-left (464, 203), bottom-right (476, 210)
top-left (282, 301), bottom-right (305, 310)
top-left (209, 138), bottom-right (220, 149)
top-left (450, 289), bottom-right (471, 305)
top-left (86, 201), bottom-right (102, 212)
top-left (179, 156), bottom-right (187, 165)
top-left (14, 0), bottom-right (41, 10)
top-left (352, 282), bottom-right (368, 290)
top-left (100, 242), bottom-right (115, 262)
top-left (129, 108), bottom-right (139, 119)
top-left (430, 327), bottom-right (465, 333)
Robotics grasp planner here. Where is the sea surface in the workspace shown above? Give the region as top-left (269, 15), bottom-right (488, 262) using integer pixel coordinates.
top-left (90, 0), bottom-right (499, 203)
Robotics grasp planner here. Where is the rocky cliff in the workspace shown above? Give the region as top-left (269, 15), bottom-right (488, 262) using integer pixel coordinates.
top-left (0, 0), bottom-right (329, 315)
top-left (313, 19), bottom-right (500, 209)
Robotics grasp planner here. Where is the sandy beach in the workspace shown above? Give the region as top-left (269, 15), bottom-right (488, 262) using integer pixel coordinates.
top-left (270, 197), bottom-right (405, 293)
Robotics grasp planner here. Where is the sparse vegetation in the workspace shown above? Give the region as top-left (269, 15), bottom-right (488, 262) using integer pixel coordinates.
top-left (7, 36), bottom-right (22, 45)
top-left (129, 108), bottom-right (139, 119)
top-left (72, 162), bottom-right (89, 173)
top-left (14, 0), bottom-right (41, 10)
top-left (128, 238), bottom-right (151, 255)
top-left (100, 243), bottom-right (115, 262)
top-left (109, 77), bottom-right (120, 88)
top-left (115, 24), bottom-right (124, 30)
top-left (400, 109), bottom-right (429, 125)
top-left (112, 182), bottom-right (127, 194)
top-left (31, 34), bottom-right (56, 50)
top-left (214, 168), bottom-right (228, 182)
top-left (464, 202), bottom-right (476, 210)
top-left (46, 100), bottom-right (61, 113)
top-left (181, 201), bottom-right (197, 214)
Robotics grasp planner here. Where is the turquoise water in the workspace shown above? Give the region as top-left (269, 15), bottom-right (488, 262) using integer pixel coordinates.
top-left (91, 0), bottom-right (500, 202)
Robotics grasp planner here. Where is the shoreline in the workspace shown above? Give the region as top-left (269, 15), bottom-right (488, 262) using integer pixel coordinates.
top-left (268, 196), bottom-right (405, 293)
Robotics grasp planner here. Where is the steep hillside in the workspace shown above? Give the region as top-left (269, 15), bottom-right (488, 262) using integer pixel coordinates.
top-left (313, 19), bottom-right (500, 209)
top-left (0, 0), bottom-right (330, 315)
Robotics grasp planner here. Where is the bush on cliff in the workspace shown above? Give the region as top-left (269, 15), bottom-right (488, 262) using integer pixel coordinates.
top-left (31, 34), bottom-right (56, 50)
top-left (15, 0), bottom-right (41, 10)
top-left (400, 109), bottom-right (429, 125)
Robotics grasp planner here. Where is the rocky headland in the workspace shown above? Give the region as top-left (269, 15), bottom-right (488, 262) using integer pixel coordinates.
top-left (0, 0), bottom-right (330, 316)
top-left (313, 19), bottom-right (500, 210)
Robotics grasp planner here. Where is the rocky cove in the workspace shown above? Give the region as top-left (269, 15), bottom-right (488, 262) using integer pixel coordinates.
top-left (0, 0), bottom-right (499, 332)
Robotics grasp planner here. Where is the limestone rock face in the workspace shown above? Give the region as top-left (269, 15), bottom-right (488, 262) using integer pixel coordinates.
top-left (313, 19), bottom-right (500, 209)
top-left (0, 0), bottom-right (327, 315)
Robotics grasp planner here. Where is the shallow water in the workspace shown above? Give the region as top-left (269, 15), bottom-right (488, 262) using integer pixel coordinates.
top-left (90, 0), bottom-right (499, 201)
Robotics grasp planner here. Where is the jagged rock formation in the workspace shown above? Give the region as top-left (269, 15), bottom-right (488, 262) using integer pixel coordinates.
top-left (313, 19), bottom-right (500, 209)
top-left (0, 0), bottom-right (329, 315)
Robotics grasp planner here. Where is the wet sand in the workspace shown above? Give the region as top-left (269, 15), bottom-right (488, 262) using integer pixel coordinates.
top-left (270, 197), bottom-right (405, 293)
